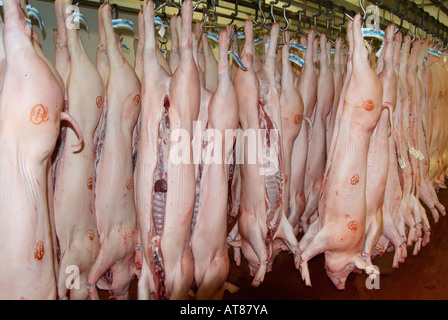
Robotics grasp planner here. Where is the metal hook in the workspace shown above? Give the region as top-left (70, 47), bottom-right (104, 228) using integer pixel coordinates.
top-left (313, 0), bottom-right (321, 36)
top-left (155, 0), bottom-right (181, 12)
top-left (345, 12), bottom-right (353, 22)
top-left (193, 0), bottom-right (203, 11)
top-left (301, 0), bottom-right (307, 29)
top-left (387, 0), bottom-right (400, 33)
top-left (279, 0), bottom-right (290, 32)
top-left (359, 0), bottom-right (366, 21)
top-left (408, 22), bottom-right (415, 42)
top-left (396, 0), bottom-right (408, 34)
top-left (269, 0), bottom-right (279, 26)
top-left (291, 9), bottom-right (306, 38)
top-left (436, 5), bottom-right (441, 40)
top-left (111, 4), bottom-right (119, 19)
top-left (197, 4), bottom-right (207, 41)
top-left (335, 6), bottom-right (346, 37)
top-left (395, 15), bottom-right (404, 34)
top-left (229, 0), bottom-right (238, 25)
top-left (253, 0), bottom-right (267, 27)
top-left (210, 0), bottom-right (220, 33)
top-left (324, 1), bottom-right (334, 40)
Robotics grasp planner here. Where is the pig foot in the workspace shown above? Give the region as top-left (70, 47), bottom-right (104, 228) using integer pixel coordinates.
top-left (233, 247), bottom-right (241, 267)
top-left (229, 199), bottom-right (240, 218)
top-left (87, 245), bottom-right (117, 300)
top-left (419, 184), bottom-right (440, 223)
top-left (419, 202), bottom-right (431, 238)
top-left (406, 226), bottom-right (416, 247)
top-left (399, 243), bottom-right (407, 263)
top-left (87, 281), bottom-right (100, 300)
top-left (251, 261), bottom-right (268, 288)
top-left (227, 224), bottom-right (240, 246)
top-left (396, 243), bottom-right (408, 268)
top-left (298, 227), bottom-right (328, 287)
top-left (137, 262), bottom-right (155, 300)
top-left (361, 252), bottom-right (373, 269)
top-left (383, 224), bottom-right (407, 268)
top-left (436, 181), bottom-right (446, 189)
top-left (436, 202), bottom-right (446, 217)
top-left (353, 254), bottom-right (370, 275)
top-left (293, 250), bottom-right (302, 270)
top-left (353, 254), bottom-right (380, 282)
top-left (227, 227), bottom-right (242, 267)
top-left (412, 237), bottom-right (422, 256)
top-left (271, 215), bottom-right (301, 267)
top-left (391, 249), bottom-right (400, 269)
top-left (391, 242), bottom-right (407, 269)
top-left (415, 221), bottom-right (423, 240)
top-left (429, 206), bottom-right (440, 224)
top-left (299, 259), bottom-right (312, 287)
top-left (372, 239), bottom-right (387, 259)
top-left (422, 226), bottom-right (431, 247)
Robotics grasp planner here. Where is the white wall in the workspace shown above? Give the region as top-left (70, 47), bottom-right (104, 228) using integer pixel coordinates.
top-left (28, 0), bottom-right (139, 66)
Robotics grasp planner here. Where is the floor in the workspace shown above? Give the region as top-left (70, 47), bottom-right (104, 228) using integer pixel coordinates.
top-left (113, 187), bottom-right (448, 300)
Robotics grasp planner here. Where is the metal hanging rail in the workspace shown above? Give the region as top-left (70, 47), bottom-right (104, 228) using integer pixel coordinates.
top-left (35, 0), bottom-right (448, 45)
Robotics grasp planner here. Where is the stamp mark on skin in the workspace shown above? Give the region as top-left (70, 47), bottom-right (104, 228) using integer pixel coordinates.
top-left (363, 99), bottom-right (374, 111)
top-left (30, 104), bottom-right (49, 125)
top-left (86, 229), bottom-right (95, 241)
top-left (126, 179), bottom-right (132, 191)
top-left (87, 177), bottom-right (94, 190)
top-left (133, 94), bottom-right (140, 106)
top-left (351, 174), bottom-right (360, 185)
top-left (348, 220), bottom-right (358, 231)
top-left (96, 96), bottom-right (103, 109)
top-left (34, 241), bottom-right (44, 260)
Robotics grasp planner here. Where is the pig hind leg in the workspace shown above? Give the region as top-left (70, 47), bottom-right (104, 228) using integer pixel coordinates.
top-left (194, 253), bottom-right (229, 300)
top-left (299, 225), bottom-right (329, 287)
top-left (87, 245), bottom-right (115, 300)
top-left (165, 247), bottom-right (194, 300)
top-left (363, 208), bottom-right (383, 262)
top-left (272, 215), bottom-right (301, 268)
top-left (427, 179), bottom-right (446, 217)
top-left (238, 210), bottom-right (269, 287)
top-left (381, 207), bottom-right (407, 267)
top-left (137, 260), bottom-right (155, 300)
top-left (69, 272), bottom-right (91, 300)
top-left (419, 181), bottom-right (441, 223)
top-left (87, 236), bottom-right (135, 300)
top-left (108, 255), bottom-right (136, 300)
top-left (57, 254), bottom-right (91, 300)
